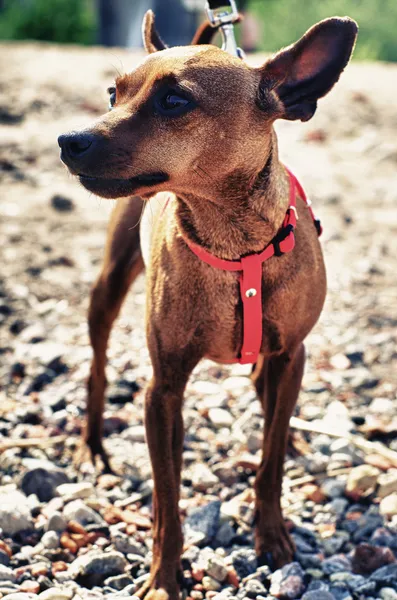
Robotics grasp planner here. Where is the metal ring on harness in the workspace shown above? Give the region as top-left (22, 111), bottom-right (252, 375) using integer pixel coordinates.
top-left (205, 0), bottom-right (245, 58)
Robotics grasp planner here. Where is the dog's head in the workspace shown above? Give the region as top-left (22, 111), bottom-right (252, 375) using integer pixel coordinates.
top-left (58, 11), bottom-right (357, 200)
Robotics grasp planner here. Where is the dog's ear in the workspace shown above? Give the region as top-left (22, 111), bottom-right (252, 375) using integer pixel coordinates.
top-left (142, 10), bottom-right (167, 53)
top-left (257, 17), bottom-right (358, 122)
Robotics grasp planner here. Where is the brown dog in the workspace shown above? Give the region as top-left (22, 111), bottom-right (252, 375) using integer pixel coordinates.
top-left (58, 11), bottom-right (357, 599)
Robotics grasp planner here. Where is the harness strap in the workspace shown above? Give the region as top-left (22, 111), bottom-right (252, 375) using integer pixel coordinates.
top-left (181, 167), bottom-right (321, 364)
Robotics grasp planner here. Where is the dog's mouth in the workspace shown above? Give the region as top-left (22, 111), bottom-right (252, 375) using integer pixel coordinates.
top-left (78, 172), bottom-right (169, 198)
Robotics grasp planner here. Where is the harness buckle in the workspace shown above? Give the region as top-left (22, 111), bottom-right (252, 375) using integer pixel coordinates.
top-left (205, 0), bottom-right (245, 59)
top-left (273, 224), bottom-right (294, 257)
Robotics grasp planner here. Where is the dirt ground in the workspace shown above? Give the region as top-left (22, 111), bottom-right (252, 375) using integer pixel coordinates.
top-left (1, 41), bottom-right (397, 599)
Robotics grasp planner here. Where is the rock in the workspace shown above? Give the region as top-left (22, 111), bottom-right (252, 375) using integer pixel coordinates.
top-left (230, 549), bottom-right (257, 579)
top-left (322, 555), bottom-right (352, 575)
top-left (63, 500), bottom-right (104, 526)
top-left (51, 195), bottom-right (74, 212)
top-left (245, 579), bottom-right (267, 598)
top-left (69, 550), bottom-right (127, 581)
top-left (20, 466), bottom-right (69, 502)
top-left (121, 425), bottom-right (146, 443)
top-left (214, 522), bottom-right (235, 547)
top-left (0, 491), bottom-right (33, 535)
top-left (370, 563), bottom-right (397, 586)
top-left (0, 564), bottom-right (16, 582)
top-left (212, 463), bottom-right (238, 486)
top-left (378, 471), bottom-right (397, 498)
top-left (206, 556), bottom-right (228, 582)
top-left (46, 512), bottom-right (67, 533)
top-left (190, 463), bottom-right (219, 491)
top-left (184, 501), bottom-right (221, 546)
top-left (247, 431), bottom-right (262, 453)
top-left (56, 482), bottom-right (95, 500)
top-left (270, 562), bottom-right (306, 599)
top-left (103, 574), bottom-right (135, 590)
top-left (321, 479), bottom-right (346, 499)
top-left (208, 408), bottom-right (233, 428)
top-left (380, 493), bottom-right (397, 517)
top-left (20, 581), bottom-right (41, 594)
top-left (41, 531), bottom-right (60, 550)
top-left (345, 465), bottom-right (380, 500)
top-left (380, 589), bottom-right (397, 600)
top-left (369, 397), bottom-right (394, 414)
top-left (302, 592), bottom-right (335, 600)
top-left (0, 595), bottom-right (37, 600)
top-left (352, 542), bottom-right (396, 574)
top-left (38, 589), bottom-right (74, 600)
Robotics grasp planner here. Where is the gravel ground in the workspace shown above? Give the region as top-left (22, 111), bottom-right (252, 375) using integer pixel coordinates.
top-left (1, 42), bottom-right (397, 600)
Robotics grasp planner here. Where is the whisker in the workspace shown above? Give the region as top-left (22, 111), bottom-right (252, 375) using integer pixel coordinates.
top-left (128, 201), bottom-right (146, 231)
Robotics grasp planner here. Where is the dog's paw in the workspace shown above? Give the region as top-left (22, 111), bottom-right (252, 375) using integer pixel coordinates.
top-left (255, 518), bottom-right (295, 569)
top-left (134, 584), bottom-right (178, 600)
top-left (73, 439), bottom-right (114, 474)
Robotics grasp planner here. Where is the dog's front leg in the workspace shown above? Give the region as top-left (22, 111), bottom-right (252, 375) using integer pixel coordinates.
top-left (135, 346), bottom-right (200, 600)
top-left (252, 343), bottom-right (305, 568)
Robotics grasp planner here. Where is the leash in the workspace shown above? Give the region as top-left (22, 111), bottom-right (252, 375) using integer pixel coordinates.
top-left (181, 167), bottom-right (322, 365)
top-left (205, 0), bottom-right (244, 58)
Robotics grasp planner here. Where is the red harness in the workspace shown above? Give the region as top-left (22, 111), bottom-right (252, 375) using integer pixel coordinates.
top-left (182, 167), bottom-right (322, 364)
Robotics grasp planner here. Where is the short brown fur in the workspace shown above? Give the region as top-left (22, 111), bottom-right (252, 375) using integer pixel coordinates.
top-left (59, 13), bottom-right (357, 599)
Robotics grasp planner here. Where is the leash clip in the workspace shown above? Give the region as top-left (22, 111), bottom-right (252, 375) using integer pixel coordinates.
top-left (205, 0), bottom-right (245, 59)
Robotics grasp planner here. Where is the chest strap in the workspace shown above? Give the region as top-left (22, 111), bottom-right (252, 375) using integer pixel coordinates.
top-left (182, 166), bottom-right (322, 364)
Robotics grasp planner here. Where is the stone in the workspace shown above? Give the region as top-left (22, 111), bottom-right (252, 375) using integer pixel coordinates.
top-left (206, 556), bottom-right (228, 582)
top-left (270, 562), bottom-right (306, 599)
top-left (370, 563), bottom-right (397, 586)
top-left (214, 522), bottom-right (235, 547)
top-left (378, 471), bottom-right (397, 498)
top-left (380, 589), bottom-right (397, 600)
top-left (0, 564), bottom-right (16, 582)
top-left (103, 574), bottom-right (135, 590)
top-left (321, 479), bottom-right (347, 499)
top-left (208, 408), bottom-right (233, 428)
top-left (56, 482), bottom-right (95, 500)
top-left (51, 195), bottom-right (74, 212)
top-left (0, 595), bottom-right (37, 600)
top-left (302, 592), bottom-right (334, 600)
top-left (63, 500), bottom-right (104, 525)
top-left (184, 501), bottom-right (221, 546)
top-left (345, 465), bottom-right (380, 500)
top-left (212, 463), bottom-right (238, 486)
top-left (42, 531), bottom-right (60, 550)
top-left (69, 550), bottom-right (127, 579)
top-left (38, 589), bottom-right (74, 600)
top-left (121, 426), bottom-right (146, 443)
top-left (20, 461), bottom-right (70, 502)
top-left (245, 579), bottom-right (267, 598)
top-left (352, 542), bottom-right (396, 575)
top-left (202, 576), bottom-right (221, 591)
top-left (322, 555), bottom-right (352, 575)
top-left (46, 512), bottom-right (67, 533)
top-left (0, 491), bottom-right (33, 535)
top-left (190, 463), bottom-right (219, 491)
top-left (230, 549), bottom-right (257, 579)
top-left (380, 493), bottom-right (397, 517)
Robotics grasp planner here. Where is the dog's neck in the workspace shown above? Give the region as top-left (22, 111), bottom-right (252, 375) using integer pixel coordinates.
top-left (175, 139), bottom-right (290, 260)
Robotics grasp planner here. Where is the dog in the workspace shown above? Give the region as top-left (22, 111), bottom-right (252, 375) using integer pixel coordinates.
top-left (58, 10), bottom-right (357, 599)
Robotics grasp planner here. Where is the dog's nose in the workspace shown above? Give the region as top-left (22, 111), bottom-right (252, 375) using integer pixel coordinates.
top-left (58, 132), bottom-right (96, 162)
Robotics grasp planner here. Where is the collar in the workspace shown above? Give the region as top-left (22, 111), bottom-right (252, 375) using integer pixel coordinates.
top-left (181, 166), bottom-right (322, 364)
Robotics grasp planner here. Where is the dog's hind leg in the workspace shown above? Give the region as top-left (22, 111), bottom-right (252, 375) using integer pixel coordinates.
top-left (82, 196), bottom-right (145, 472)
top-left (252, 343), bottom-right (305, 568)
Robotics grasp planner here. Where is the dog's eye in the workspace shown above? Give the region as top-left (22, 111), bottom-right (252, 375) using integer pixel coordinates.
top-left (108, 87), bottom-right (116, 110)
top-left (155, 90), bottom-right (194, 117)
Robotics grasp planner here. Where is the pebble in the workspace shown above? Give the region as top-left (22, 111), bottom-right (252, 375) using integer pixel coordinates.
top-left (208, 408), bottom-right (233, 429)
top-left (21, 465), bottom-right (69, 503)
top-left (378, 471), bottom-right (397, 498)
top-left (380, 493), bottom-right (397, 517)
top-left (345, 464), bottom-right (380, 500)
top-left (41, 531), bottom-right (60, 550)
top-left (270, 562), bottom-right (306, 599)
top-left (57, 482), bottom-right (95, 500)
top-left (69, 550), bottom-right (127, 579)
top-left (206, 556), bottom-right (228, 583)
top-left (63, 500), bottom-right (104, 525)
top-left (380, 589), bottom-right (397, 600)
top-left (0, 492), bottom-right (33, 536)
top-left (230, 549), bottom-right (257, 579)
top-left (50, 194), bottom-right (74, 212)
top-left (46, 512), bottom-right (67, 533)
top-left (190, 463), bottom-right (219, 491)
top-left (38, 589), bottom-right (74, 600)
top-left (184, 501), bottom-right (221, 546)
